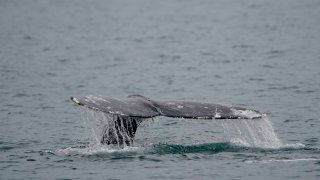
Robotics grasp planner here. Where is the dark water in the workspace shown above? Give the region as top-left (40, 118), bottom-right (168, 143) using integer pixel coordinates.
top-left (1, 0), bottom-right (320, 179)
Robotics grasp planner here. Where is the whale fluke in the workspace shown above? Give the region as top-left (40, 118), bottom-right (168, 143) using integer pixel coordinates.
top-left (71, 95), bottom-right (263, 119)
top-left (71, 95), bottom-right (264, 145)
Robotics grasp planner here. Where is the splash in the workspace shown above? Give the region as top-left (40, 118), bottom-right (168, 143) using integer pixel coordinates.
top-left (219, 117), bottom-right (283, 148)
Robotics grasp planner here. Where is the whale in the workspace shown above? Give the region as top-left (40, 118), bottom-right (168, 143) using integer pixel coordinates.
top-left (71, 94), bottom-right (264, 146)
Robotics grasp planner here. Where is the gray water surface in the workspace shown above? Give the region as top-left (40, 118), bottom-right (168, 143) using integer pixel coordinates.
top-left (1, 0), bottom-right (320, 179)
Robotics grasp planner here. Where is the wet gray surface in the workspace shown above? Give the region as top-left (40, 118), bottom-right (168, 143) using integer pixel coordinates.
top-left (1, 0), bottom-right (320, 179)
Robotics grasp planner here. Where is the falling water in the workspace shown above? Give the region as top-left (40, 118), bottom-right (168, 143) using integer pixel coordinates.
top-left (219, 117), bottom-right (283, 148)
top-left (83, 109), bottom-right (146, 148)
top-left (84, 110), bottom-right (123, 148)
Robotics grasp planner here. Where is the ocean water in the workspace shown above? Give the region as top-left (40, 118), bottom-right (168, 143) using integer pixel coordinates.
top-left (1, 0), bottom-right (320, 179)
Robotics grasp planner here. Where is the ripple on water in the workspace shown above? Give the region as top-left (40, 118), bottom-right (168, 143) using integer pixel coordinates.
top-left (0, 140), bottom-right (41, 151)
top-left (245, 158), bottom-right (320, 164)
top-left (150, 141), bottom-right (310, 155)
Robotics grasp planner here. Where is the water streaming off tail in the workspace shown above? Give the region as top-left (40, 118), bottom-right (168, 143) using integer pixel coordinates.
top-left (218, 117), bottom-right (282, 148)
top-left (84, 110), bottom-right (123, 147)
top-left (83, 109), bottom-right (145, 148)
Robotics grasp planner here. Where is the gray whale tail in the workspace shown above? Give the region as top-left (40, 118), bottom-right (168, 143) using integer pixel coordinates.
top-left (71, 95), bottom-right (264, 146)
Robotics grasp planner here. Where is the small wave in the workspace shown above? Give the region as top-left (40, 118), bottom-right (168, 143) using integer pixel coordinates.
top-left (245, 158), bottom-right (320, 164)
top-left (281, 143), bottom-right (306, 149)
top-left (150, 142), bottom-right (312, 155)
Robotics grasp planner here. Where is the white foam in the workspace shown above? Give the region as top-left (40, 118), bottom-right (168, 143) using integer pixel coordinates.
top-left (282, 142), bottom-right (306, 149)
top-left (55, 144), bottom-right (140, 156)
